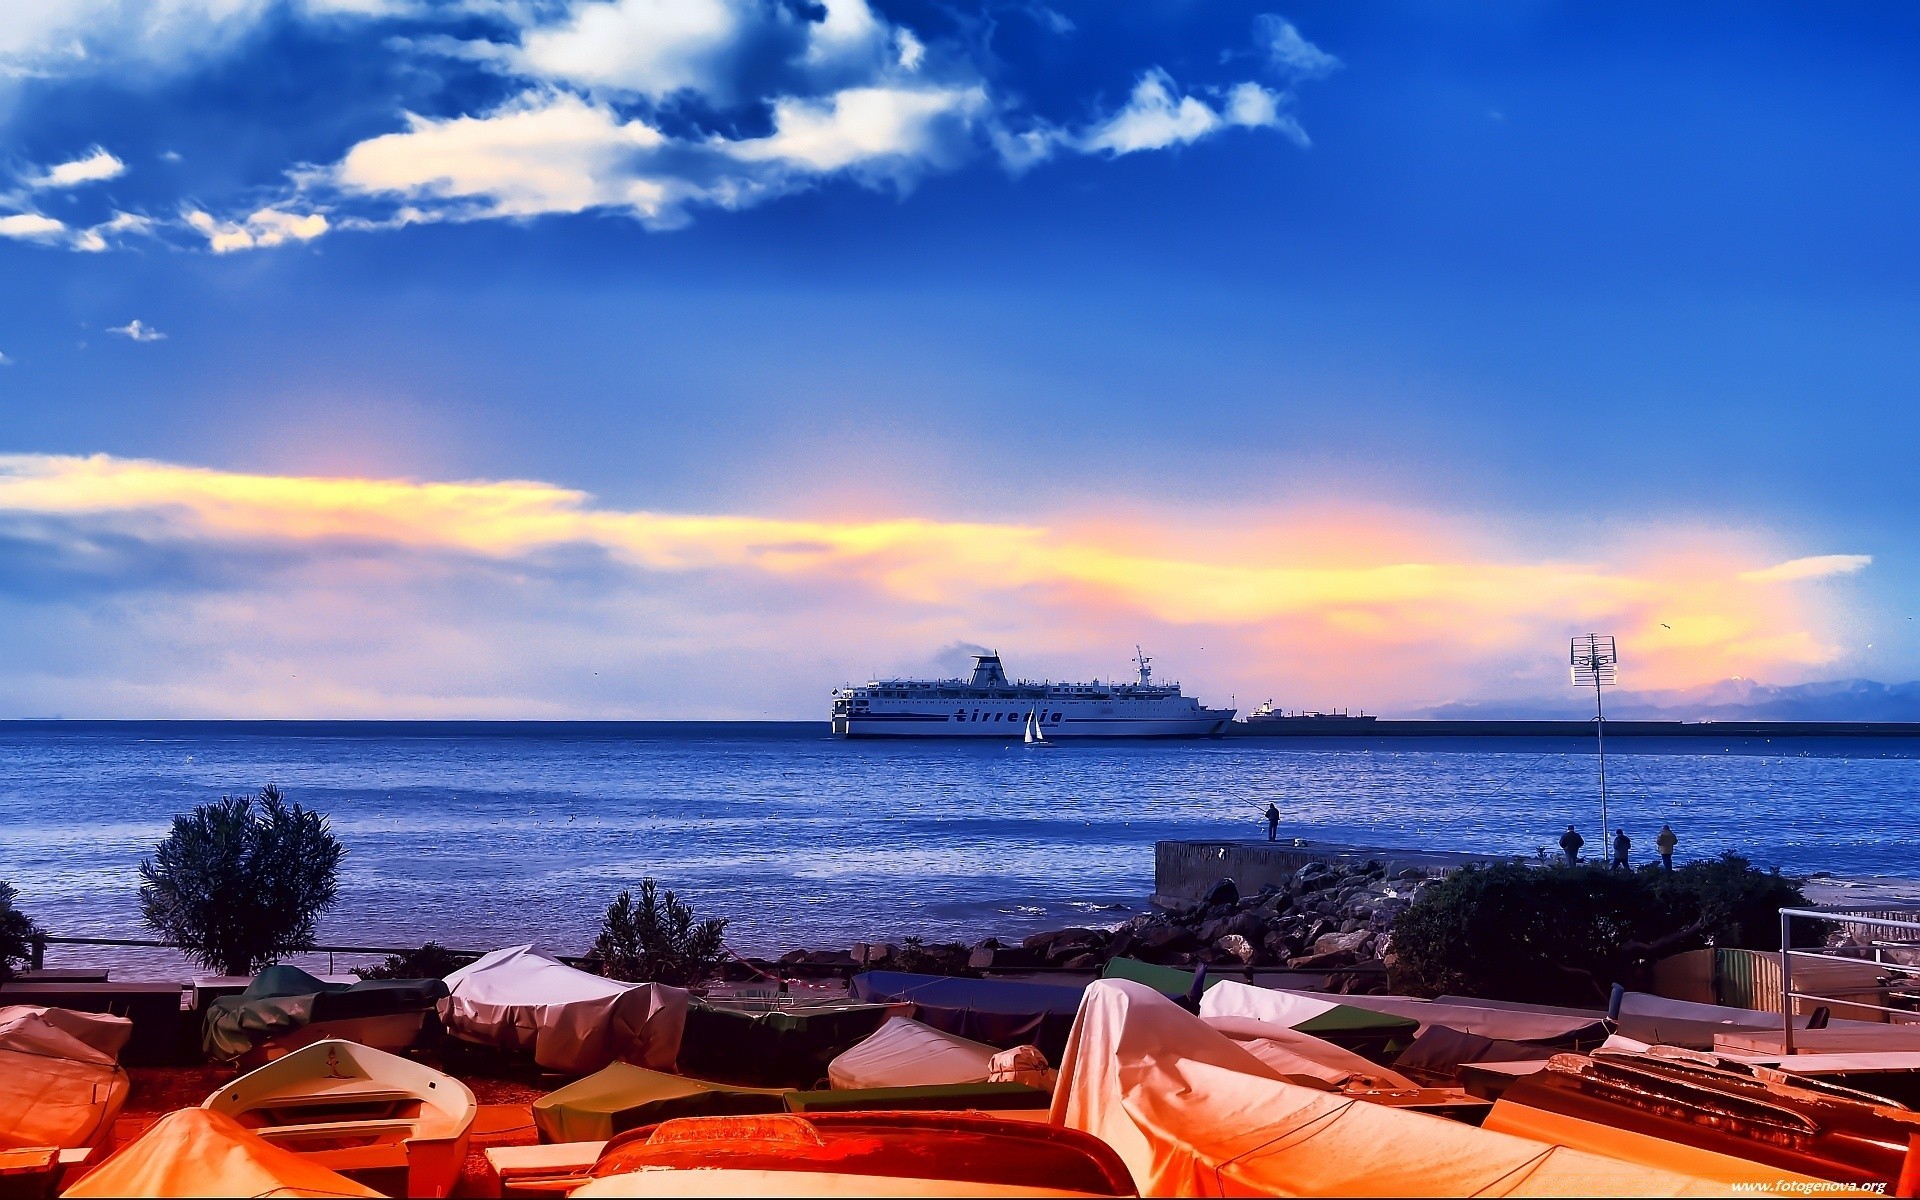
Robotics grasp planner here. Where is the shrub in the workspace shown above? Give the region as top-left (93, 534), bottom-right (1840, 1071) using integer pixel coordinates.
top-left (592, 879), bottom-right (729, 986)
top-left (0, 882), bottom-right (43, 982)
top-left (1390, 855), bottom-right (1811, 1007)
top-left (139, 785), bottom-right (345, 977)
top-left (353, 942), bottom-right (474, 981)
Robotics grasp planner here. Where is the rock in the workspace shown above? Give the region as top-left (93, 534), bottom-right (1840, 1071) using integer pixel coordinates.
top-left (1106, 928), bottom-right (1140, 960)
top-left (1201, 878), bottom-right (1240, 907)
top-left (1288, 948), bottom-right (1358, 970)
top-left (1225, 912), bottom-right (1268, 941)
top-left (852, 942), bottom-right (898, 966)
top-left (968, 945), bottom-right (1041, 971)
top-left (1215, 934), bottom-right (1256, 963)
top-left (1197, 918), bottom-right (1232, 945)
top-left (1338, 918), bottom-right (1364, 934)
top-left (1059, 951), bottom-right (1102, 970)
top-left (778, 950), bottom-right (810, 966)
top-left (1021, 930), bottom-right (1063, 953)
top-left (1395, 867), bottom-right (1428, 880)
top-left (1312, 929), bottom-right (1374, 958)
top-left (1138, 926), bottom-right (1197, 957)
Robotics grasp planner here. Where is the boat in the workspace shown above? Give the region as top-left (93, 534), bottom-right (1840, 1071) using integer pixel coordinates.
top-left (832, 649), bottom-right (1234, 739)
top-left (202, 1038), bottom-right (476, 1198)
top-left (64, 1108), bottom-right (381, 1199)
top-left (1244, 700), bottom-right (1377, 724)
top-left (0, 1006), bottom-right (130, 1158)
top-left (1023, 710), bottom-right (1055, 747)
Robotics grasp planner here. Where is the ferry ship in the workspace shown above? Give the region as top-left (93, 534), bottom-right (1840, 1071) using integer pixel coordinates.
top-left (830, 649), bottom-right (1235, 739)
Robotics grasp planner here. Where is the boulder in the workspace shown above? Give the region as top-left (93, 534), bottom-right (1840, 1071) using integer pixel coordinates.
top-left (1312, 929), bottom-right (1374, 958)
top-left (1021, 930), bottom-right (1063, 954)
top-left (1197, 918), bottom-right (1232, 945)
top-left (1058, 951), bottom-right (1102, 970)
top-left (1138, 926), bottom-right (1196, 956)
top-left (1201, 877), bottom-right (1240, 907)
top-left (1214, 934), bottom-right (1256, 963)
top-left (1288, 948), bottom-right (1358, 971)
top-left (968, 945), bottom-right (1041, 971)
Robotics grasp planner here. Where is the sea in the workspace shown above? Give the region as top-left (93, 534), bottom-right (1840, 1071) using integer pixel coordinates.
top-left (2, 721), bottom-right (1917, 980)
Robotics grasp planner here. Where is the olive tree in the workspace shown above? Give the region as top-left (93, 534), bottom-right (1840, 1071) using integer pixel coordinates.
top-left (0, 882), bottom-right (43, 982)
top-left (592, 878), bottom-right (729, 986)
top-left (139, 785), bottom-right (345, 976)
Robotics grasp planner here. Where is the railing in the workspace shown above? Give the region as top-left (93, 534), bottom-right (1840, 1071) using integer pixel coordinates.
top-left (27, 934), bottom-right (597, 974)
top-left (1777, 907), bottom-right (1920, 1054)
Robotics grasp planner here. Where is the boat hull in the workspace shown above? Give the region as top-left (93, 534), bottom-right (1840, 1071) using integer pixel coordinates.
top-left (834, 712), bottom-right (1234, 739)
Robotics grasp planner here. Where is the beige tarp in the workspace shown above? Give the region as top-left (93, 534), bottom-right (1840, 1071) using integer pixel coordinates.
top-left (0, 1006), bottom-right (132, 1060)
top-left (0, 1009), bottom-right (130, 1151)
top-left (828, 1017), bottom-right (1001, 1090)
top-left (63, 1108), bottom-right (380, 1198)
top-left (1202, 981), bottom-right (1600, 1043)
top-left (1200, 1013), bottom-right (1417, 1090)
top-left (1051, 979), bottom-right (1742, 1197)
top-left (439, 945), bottom-right (688, 1074)
top-left (572, 1167), bottom-right (1098, 1197)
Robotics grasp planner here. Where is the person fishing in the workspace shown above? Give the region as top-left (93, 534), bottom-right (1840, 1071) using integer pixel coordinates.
top-left (1656, 823), bottom-right (1678, 870)
top-left (1612, 827), bottom-right (1631, 870)
top-left (1559, 824), bottom-right (1584, 865)
top-left (1264, 803), bottom-right (1280, 842)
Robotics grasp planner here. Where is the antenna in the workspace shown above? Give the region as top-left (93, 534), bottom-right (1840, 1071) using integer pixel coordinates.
top-left (1570, 634), bottom-right (1618, 854)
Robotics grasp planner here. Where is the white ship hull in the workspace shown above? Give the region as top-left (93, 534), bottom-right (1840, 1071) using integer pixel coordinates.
top-left (835, 712), bottom-right (1232, 738)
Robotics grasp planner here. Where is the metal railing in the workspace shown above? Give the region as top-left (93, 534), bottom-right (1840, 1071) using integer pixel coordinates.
top-left (1777, 907), bottom-right (1920, 1054)
top-left (27, 934), bottom-right (594, 975)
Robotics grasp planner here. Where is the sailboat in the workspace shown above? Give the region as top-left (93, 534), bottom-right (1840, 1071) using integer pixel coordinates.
top-left (1024, 710), bottom-right (1055, 747)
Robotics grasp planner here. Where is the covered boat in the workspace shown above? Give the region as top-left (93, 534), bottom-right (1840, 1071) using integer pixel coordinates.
top-left (0, 1005), bottom-right (131, 1060)
top-left (583, 1111), bottom-right (1137, 1196)
top-left (0, 1006), bottom-right (130, 1153)
top-left (850, 972), bottom-right (1083, 1060)
top-left (64, 1108), bottom-right (380, 1199)
top-left (828, 1017), bottom-right (1006, 1090)
top-left (1053, 979), bottom-right (1780, 1196)
top-left (532, 1064), bottom-right (787, 1142)
top-left (203, 966), bottom-right (448, 1063)
top-left (675, 998), bottom-right (894, 1088)
top-left (203, 1038), bottom-right (476, 1199)
top-left (440, 945), bottom-right (687, 1074)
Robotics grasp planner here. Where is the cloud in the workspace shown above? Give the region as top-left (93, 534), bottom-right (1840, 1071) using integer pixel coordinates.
top-left (0, 454), bottom-right (1870, 718)
top-left (723, 85), bottom-right (986, 173)
top-left (0, 0), bottom-right (275, 78)
top-left (106, 319), bottom-right (166, 342)
top-left (0, 352), bottom-right (12, 365)
top-left (184, 206), bottom-right (328, 252)
top-left (1256, 15), bottom-right (1340, 80)
top-left (27, 147), bottom-right (125, 188)
top-left (1739, 554), bottom-right (1873, 584)
top-left (0, 213), bottom-right (66, 242)
top-left (1077, 71), bottom-right (1300, 156)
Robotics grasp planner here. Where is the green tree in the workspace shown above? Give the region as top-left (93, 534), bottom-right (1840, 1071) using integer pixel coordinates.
top-left (139, 785), bottom-right (345, 976)
top-left (592, 878), bottom-right (729, 986)
top-left (1389, 857), bottom-right (1811, 1006)
top-left (353, 942), bottom-right (474, 981)
top-left (0, 883), bottom-right (43, 982)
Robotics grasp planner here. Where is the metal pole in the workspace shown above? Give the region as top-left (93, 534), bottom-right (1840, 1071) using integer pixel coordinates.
top-left (1780, 909), bottom-right (1795, 1056)
top-left (1594, 669), bottom-right (1609, 853)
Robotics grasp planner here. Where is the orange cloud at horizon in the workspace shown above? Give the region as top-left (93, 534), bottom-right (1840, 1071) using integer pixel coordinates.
top-left (0, 453), bottom-right (1871, 717)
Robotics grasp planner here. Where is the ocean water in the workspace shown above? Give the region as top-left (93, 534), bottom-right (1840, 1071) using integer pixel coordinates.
top-left (2, 721), bottom-right (1916, 979)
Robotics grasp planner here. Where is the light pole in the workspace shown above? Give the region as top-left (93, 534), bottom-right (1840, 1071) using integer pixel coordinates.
top-left (1570, 634), bottom-right (1618, 852)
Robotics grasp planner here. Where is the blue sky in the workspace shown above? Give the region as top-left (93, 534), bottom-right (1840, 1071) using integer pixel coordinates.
top-left (0, 1), bottom-right (1914, 718)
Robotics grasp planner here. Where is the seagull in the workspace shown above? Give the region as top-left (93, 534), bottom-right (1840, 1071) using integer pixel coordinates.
top-left (1660, 623), bottom-right (1671, 629)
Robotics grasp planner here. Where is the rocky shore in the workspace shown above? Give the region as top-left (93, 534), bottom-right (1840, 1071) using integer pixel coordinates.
top-left (753, 857), bottom-right (1428, 994)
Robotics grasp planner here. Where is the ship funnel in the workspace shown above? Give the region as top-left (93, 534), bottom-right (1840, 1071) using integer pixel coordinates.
top-left (970, 653), bottom-right (1008, 687)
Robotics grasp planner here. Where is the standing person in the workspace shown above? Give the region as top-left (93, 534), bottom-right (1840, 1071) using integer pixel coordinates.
top-left (1559, 824), bottom-right (1584, 865)
top-left (1657, 823), bottom-right (1678, 871)
top-left (1612, 828), bottom-right (1631, 870)
top-left (1264, 803), bottom-right (1280, 842)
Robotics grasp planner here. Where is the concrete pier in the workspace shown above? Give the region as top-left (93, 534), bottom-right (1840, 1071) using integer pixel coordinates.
top-left (1153, 838), bottom-right (1522, 907)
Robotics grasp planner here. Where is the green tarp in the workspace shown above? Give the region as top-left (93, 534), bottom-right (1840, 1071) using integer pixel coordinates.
top-left (784, 1082), bottom-right (1052, 1113)
top-left (1102, 957), bottom-right (1227, 996)
top-left (1101, 958), bottom-right (1418, 1060)
top-left (532, 1063), bottom-right (789, 1142)
top-left (675, 1000), bottom-right (894, 1089)
top-left (201, 966), bottom-right (446, 1061)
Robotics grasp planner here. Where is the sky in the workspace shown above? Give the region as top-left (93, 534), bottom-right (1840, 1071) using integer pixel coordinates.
top-left (0, 0), bottom-right (1916, 719)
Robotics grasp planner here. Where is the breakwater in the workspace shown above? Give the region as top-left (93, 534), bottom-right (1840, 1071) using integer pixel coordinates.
top-left (1228, 719), bottom-right (1920, 737)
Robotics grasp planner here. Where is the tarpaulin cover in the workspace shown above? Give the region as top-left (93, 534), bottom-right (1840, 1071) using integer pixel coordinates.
top-left (441, 946), bottom-right (688, 1074)
top-left (63, 1108), bottom-right (381, 1198)
top-left (0, 1005), bottom-right (132, 1060)
top-left (1101, 958), bottom-right (1225, 997)
top-left (1200, 1013), bottom-right (1417, 1090)
top-left (1195, 979), bottom-right (1419, 1060)
top-left (1052, 979), bottom-right (1737, 1197)
top-left (850, 973), bottom-right (1083, 1060)
top-left (1261, 990), bottom-right (1610, 1044)
top-left (532, 1063), bottom-right (786, 1142)
top-left (785, 1082), bottom-right (1052, 1112)
top-left (676, 1000), bottom-right (892, 1088)
top-left (1393, 1025), bottom-right (1564, 1075)
top-left (827, 1017), bottom-right (1002, 1089)
top-left (0, 1008), bottom-right (129, 1151)
top-left (203, 966), bottom-right (448, 1061)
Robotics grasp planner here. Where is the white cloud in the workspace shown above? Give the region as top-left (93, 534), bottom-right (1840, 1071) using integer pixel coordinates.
top-left (0, 213), bottom-right (66, 241)
top-left (0, 352), bottom-right (12, 366)
top-left (515, 0), bottom-right (744, 99)
top-left (0, 0), bottom-right (275, 77)
top-left (1739, 554), bottom-right (1873, 584)
top-left (335, 92), bottom-right (670, 219)
top-left (724, 85), bottom-right (984, 174)
top-left (28, 147), bottom-right (125, 189)
top-left (185, 206), bottom-right (328, 252)
top-left (1077, 71), bottom-right (1292, 157)
top-left (1256, 14), bottom-right (1340, 80)
top-left (107, 319), bottom-right (166, 342)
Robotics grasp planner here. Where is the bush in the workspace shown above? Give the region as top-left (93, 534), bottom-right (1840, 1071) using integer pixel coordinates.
top-left (1390, 854), bottom-right (1811, 1007)
top-left (592, 879), bottom-right (729, 986)
top-left (0, 883), bottom-right (43, 982)
top-left (139, 785), bottom-right (345, 977)
top-left (353, 942), bottom-right (474, 981)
